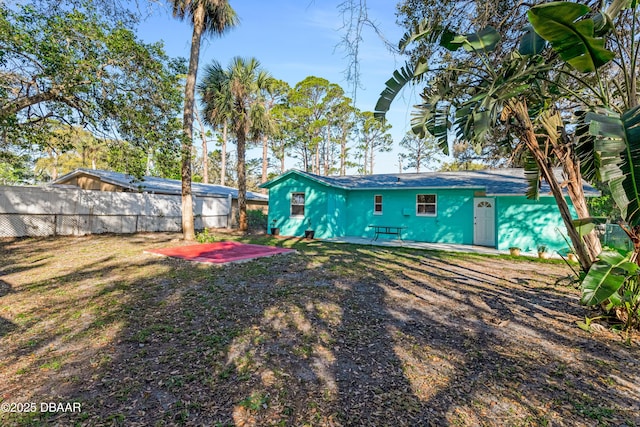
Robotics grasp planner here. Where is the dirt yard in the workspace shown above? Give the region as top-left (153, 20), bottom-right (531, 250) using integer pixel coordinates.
top-left (0, 232), bottom-right (638, 426)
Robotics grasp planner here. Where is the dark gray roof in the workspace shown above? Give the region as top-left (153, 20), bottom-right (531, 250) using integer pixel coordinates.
top-left (262, 168), bottom-right (599, 196)
top-left (52, 168), bottom-right (268, 201)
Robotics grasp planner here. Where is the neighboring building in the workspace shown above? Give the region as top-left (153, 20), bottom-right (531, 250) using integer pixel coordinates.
top-left (52, 169), bottom-right (268, 228)
top-left (260, 169), bottom-right (599, 253)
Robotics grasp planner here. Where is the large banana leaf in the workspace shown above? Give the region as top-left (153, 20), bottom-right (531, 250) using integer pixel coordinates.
top-left (575, 110), bottom-right (601, 183)
top-left (519, 25), bottom-right (546, 56)
top-left (572, 217), bottom-right (608, 238)
top-left (581, 251), bottom-right (637, 306)
top-left (527, 2), bottom-right (615, 73)
top-left (448, 26), bottom-right (500, 52)
top-left (587, 105), bottom-right (640, 225)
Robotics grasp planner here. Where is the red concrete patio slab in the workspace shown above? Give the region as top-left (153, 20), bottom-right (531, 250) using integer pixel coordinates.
top-left (145, 241), bottom-right (295, 264)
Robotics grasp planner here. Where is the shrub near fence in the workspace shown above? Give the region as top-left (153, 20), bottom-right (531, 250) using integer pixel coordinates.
top-left (0, 185), bottom-right (231, 237)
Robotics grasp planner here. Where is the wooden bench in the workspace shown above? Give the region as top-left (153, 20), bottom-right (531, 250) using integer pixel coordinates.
top-left (369, 225), bottom-right (405, 241)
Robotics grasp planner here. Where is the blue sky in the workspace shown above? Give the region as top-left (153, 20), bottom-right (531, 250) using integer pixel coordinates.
top-left (137, 0), bottom-right (421, 174)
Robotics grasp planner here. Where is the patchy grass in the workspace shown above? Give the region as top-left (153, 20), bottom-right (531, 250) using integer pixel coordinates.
top-left (0, 231), bottom-right (638, 426)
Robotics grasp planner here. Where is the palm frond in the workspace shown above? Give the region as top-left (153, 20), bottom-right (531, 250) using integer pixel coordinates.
top-left (374, 62), bottom-right (421, 121)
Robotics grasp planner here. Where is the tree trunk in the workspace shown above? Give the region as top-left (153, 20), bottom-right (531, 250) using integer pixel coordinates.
top-left (324, 128), bottom-right (330, 175)
top-left (180, 5), bottom-right (205, 241)
top-left (510, 100), bottom-right (592, 271)
top-left (261, 134), bottom-right (268, 194)
top-left (369, 144), bottom-right (374, 175)
top-left (261, 134), bottom-right (268, 184)
top-left (237, 130), bottom-right (248, 231)
top-left (562, 157), bottom-right (601, 260)
top-left (303, 144), bottom-right (309, 172)
top-left (542, 110), bottom-right (601, 261)
top-left (194, 108), bottom-right (209, 184)
top-left (221, 121), bottom-right (227, 186)
top-left (340, 139), bottom-right (346, 175)
top-left (146, 147), bottom-right (152, 176)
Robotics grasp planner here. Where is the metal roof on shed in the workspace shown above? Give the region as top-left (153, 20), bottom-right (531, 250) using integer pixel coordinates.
top-left (52, 169), bottom-right (268, 201)
top-left (261, 168), bottom-right (599, 197)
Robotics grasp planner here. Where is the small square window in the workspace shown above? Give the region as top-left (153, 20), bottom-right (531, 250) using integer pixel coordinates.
top-left (374, 195), bottom-right (382, 214)
top-left (416, 194), bottom-right (437, 216)
top-left (291, 192), bottom-right (305, 217)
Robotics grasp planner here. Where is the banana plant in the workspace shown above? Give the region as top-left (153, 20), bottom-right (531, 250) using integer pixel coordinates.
top-left (375, 14), bottom-right (599, 271)
top-left (581, 251), bottom-right (636, 306)
top-left (529, 0), bottom-right (640, 330)
top-left (527, 2), bottom-right (616, 73)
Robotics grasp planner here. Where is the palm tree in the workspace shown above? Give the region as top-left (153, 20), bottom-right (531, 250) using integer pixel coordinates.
top-left (256, 79), bottom-right (288, 187)
top-left (198, 60), bottom-right (232, 187)
top-left (171, 0), bottom-right (238, 240)
top-left (199, 57), bottom-right (271, 231)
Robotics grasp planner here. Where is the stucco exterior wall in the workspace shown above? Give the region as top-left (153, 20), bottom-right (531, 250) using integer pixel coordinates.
top-left (495, 196), bottom-right (575, 252)
top-left (266, 172), bottom-right (581, 253)
top-left (344, 189), bottom-right (475, 244)
top-left (266, 174), bottom-right (346, 238)
top-left (267, 174), bottom-right (477, 244)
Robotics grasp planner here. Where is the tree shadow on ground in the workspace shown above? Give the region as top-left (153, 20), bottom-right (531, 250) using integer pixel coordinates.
top-left (0, 234), bottom-right (638, 426)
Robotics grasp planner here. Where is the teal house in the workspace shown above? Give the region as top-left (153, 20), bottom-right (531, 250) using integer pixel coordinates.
top-left (260, 169), bottom-right (598, 253)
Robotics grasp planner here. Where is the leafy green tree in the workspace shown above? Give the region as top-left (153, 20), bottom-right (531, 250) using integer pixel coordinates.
top-left (269, 103), bottom-right (294, 174)
top-left (330, 97), bottom-right (358, 176)
top-left (356, 111), bottom-right (392, 175)
top-left (201, 148), bottom-right (235, 186)
top-left (0, 4), bottom-right (184, 146)
top-left (0, 151), bottom-right (32, 185)
top-left (0, 2), bottom-right (185, 187)
top-left (199, 57), bottom-right (271, 231)
top-left (34, 125), bottom-right (109, 180)
top-left (287, 77), bottom-right (347, 174)
top-left (255, 78), bottom-right (288, 185)
top-left (170, 0), bottom-right (238, 240)
top-left (399, 132), bottom-right (442, 172)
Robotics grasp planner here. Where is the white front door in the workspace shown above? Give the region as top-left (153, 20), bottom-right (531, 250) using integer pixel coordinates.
top-left (474, 198), bottom-right (495, 247)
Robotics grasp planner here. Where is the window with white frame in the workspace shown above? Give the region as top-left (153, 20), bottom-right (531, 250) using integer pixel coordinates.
top-left (374, 195), bottom-right (383, 214)
top-left (290, 192), bottom-right (305, 217)
top-left (416, 194), bottom-right (437, 216)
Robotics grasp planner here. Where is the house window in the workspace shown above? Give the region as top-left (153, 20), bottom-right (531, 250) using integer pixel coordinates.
top-left (374, 195), bottom-right (383, 215)
top-left (416, 194), bottom-right (437, 216)
top-left (291, 192), bottom-right (305, 217)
